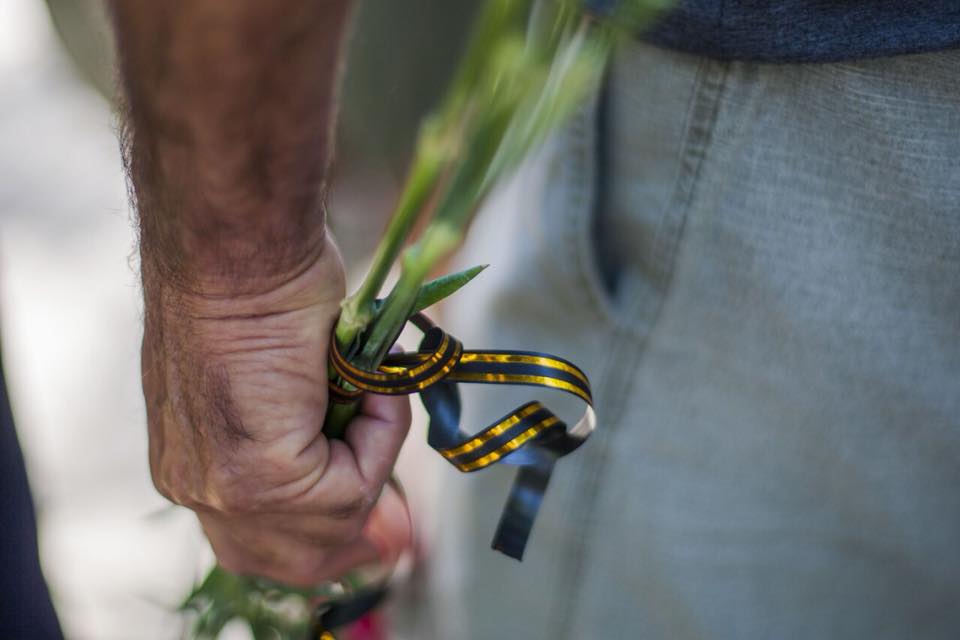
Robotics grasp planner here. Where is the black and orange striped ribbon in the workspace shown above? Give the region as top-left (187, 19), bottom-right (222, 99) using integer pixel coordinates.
top-left (330, 313), bottom-right (595, 558)
top-left (316, 313), bottom-right (595, 638)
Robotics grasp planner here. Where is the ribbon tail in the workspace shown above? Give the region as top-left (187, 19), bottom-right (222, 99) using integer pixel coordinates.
top-left (492, 459), bottom-right (555, 561)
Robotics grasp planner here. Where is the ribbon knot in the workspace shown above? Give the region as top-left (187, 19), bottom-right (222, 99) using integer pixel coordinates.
top-left (329, 313), bottom-right (595, 561)
top-left (319, 313), bottom-right (595, 638)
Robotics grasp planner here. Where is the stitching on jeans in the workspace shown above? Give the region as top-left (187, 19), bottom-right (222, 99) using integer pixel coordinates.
top-left (569, 52), bottom-right (728, 341)
top-left (614, 54), bottom-right (718, 338)
top-left (549, 51), bottom-right (730, 640)
top-left (637, 58), bottom-right (729, 344)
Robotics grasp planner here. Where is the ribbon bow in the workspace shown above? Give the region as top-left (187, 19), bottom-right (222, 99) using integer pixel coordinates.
top-left (319, 313), bottom-right (595, 637)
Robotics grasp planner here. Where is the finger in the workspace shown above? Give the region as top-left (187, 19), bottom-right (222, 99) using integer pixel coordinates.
top-left (199, 513), bottom-right (283, 573)
top-left (232, 510), bottom-right (363, 547)
top-left (361, 481), bottom-right (412, 567)
top-left (273, 487), bottom-right (410, 583)
top-left (200, 510), bottom-right (314, 571)
top-left (205, 480), bottom-right (412, 556)
top-left (358, 388), bottom-right (410, 424)
top-left (201, 512), bottom-right (382, 587)
top-left (344, 393), bottom-right (411, 487)
top-left (252, 537), bottom-right (381, 588)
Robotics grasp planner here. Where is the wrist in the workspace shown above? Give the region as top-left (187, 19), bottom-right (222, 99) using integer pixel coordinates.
top-left (140, 216), bottom-right (332, 299)
top-left (141, 228), bottom-right (345, 320)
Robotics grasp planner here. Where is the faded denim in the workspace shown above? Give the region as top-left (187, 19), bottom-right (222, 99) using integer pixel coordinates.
top-left (411, 41), bottom-right (960, 640)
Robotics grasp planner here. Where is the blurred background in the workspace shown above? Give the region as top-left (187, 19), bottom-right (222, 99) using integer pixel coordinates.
top-left (0, 0), bottom-right (476, 637)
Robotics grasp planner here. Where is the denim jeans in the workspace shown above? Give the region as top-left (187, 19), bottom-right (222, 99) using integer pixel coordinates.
top-left (410, 41), bottom-right (960, 640)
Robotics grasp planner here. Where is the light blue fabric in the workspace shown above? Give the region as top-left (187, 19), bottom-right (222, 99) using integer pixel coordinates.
top-left (408, 41), bottom-right (960, 640)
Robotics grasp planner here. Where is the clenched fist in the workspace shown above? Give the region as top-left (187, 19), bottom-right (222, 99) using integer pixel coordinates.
top-left (141, 235), bottom-right (412, 586)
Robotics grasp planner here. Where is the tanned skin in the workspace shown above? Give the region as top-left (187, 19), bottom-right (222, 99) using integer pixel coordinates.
top-left (109, 0), bottom-right (412, 586)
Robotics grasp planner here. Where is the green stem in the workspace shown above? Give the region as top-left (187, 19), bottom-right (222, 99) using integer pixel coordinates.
top-left (336, 121), bottom-right (447, 349)
top-left (323, 264), bottom-right (487, 440)
top-left (358, 223), bottom-right (462, 367)
top-left (323, 402), bottom-right (359, 440)
top-left (326, 124), bottom-right (449, 440)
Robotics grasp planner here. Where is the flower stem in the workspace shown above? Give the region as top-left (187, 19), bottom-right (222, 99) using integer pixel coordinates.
top-left (336, 120), bottom-right (448, 350)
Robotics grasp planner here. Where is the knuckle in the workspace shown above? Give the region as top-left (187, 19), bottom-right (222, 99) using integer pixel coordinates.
top-left (148, 452), bottom-right (180, 504)
top-left (210, 482), bottom-right (257, 515)
top-left (337, 515), bottom-right (366, 543)
top-left (150, 470), bottom-right (203, 510)
top-left (285, 523), bottom-right (342, 547)
top-left (325, 496), bottom-right (365, 521)
top-left (205, 464), bottom-right (263, 515)
top-left (325, 485), bottom-right (374, 522)
top-left (150, 474), bottom-right (175, 503)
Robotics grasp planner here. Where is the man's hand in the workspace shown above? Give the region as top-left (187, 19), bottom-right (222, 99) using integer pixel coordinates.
top-left (107, 0), bottom-right (410, 585)
top-left (142, 234), bottom-right (412, 586)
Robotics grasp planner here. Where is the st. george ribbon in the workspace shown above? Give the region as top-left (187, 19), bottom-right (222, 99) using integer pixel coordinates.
top-left (317, 312), bottom-right (595, 637)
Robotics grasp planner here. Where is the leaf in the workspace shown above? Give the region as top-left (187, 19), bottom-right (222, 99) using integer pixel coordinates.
top-left (413, 264), bottom-right (488, 312)
top-left (361, 264), bottom-right (486, 366)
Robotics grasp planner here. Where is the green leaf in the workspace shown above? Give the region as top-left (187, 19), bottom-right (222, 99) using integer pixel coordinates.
top-left (413, 264), bottom-right (488, 313)
top-left (366, 263), bottom-right (487, 346)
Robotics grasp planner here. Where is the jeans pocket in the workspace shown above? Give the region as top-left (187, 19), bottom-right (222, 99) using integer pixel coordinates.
top-left (537, 88), bottom-right (626, 333)
top-left (554, 42), bottom-right (728, 338)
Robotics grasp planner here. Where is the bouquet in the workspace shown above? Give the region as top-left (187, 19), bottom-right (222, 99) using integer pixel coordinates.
top-left (182, 0), bottom-right (669, 637)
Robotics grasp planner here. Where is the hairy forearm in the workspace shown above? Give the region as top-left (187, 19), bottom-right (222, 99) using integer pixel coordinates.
top-left (110, 0), bottom-right (353, 294)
